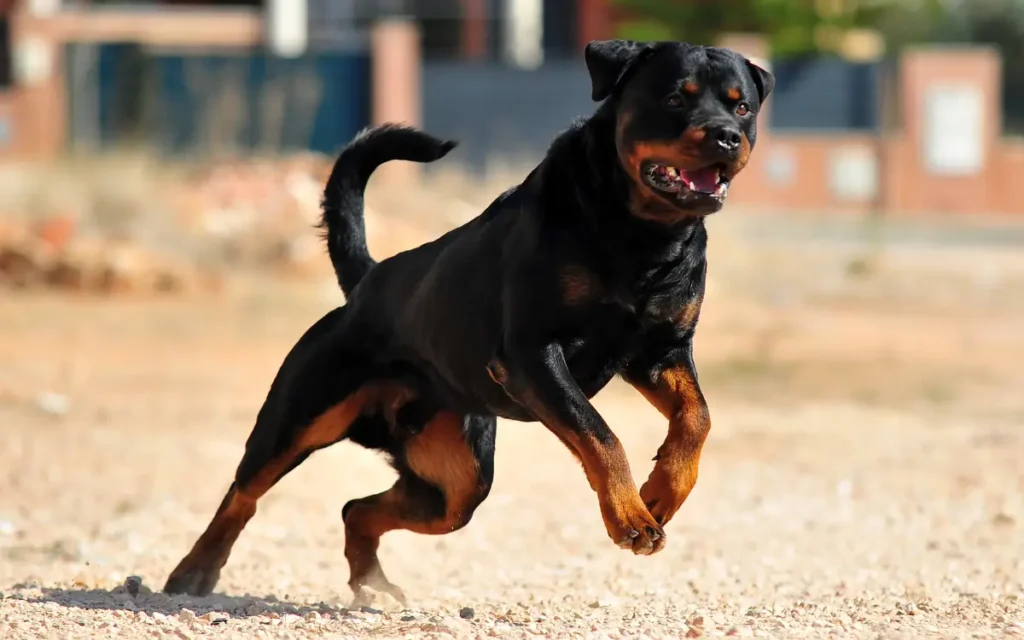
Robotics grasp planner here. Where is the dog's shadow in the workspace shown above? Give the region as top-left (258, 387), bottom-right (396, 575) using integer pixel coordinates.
top-left (9, 582), bottom-right (355, 620)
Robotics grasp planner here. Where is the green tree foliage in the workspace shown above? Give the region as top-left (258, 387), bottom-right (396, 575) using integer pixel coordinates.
top-left (609, 0), bottom-right (944, 56)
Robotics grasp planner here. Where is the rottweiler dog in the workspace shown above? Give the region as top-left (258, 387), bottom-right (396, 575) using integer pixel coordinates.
top-left (164, 39), bottom-right (773, 603)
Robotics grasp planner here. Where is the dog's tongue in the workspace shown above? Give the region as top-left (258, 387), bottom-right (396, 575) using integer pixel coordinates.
top-left (680, 167), bottom-right (720, 193)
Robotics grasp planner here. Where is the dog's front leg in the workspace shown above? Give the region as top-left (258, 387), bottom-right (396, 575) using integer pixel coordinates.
top-left (624, 345), bottom-right (711, 527)
top-left (490, 342), bottom-right (666, 555)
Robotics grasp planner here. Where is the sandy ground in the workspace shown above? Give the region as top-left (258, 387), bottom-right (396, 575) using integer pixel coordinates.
top-left (1, 207), bottom-right (1023, 639)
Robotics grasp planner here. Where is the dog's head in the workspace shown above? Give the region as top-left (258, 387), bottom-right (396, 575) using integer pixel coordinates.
top-left (586, 40), bottom-right (774, 220)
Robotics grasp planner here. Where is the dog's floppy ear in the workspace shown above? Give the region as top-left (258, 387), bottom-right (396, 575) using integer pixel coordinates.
top-left (745, 58), bottom-right (775, 104)
top-left (584, 39), bottom-right (653, 102)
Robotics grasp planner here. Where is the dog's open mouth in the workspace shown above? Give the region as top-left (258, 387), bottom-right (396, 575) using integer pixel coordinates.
top-left (642, 162), bottom-right (730, 201)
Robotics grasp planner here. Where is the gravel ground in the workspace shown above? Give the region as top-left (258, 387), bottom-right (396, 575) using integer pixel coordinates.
top-left (2, 235), bottom-right (1023, 638)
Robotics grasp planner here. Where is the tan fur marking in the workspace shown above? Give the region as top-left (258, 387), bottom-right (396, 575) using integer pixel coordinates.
top-left (238, 382), bottom-right (411, 499)
top-left (675, 301), bottom-right (701, 330)
top-left (486, 359), bottom-right (508, 386)
top-left (630, 366), bottom-right (711, 526)
top-left (405, 412), bottom-right (481, 518)
top-left (560, 264), bottom-right (600, 306)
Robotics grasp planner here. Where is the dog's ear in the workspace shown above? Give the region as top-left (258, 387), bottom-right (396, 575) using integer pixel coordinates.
top-left (745, 58), bottom-right (775, 104)
top-left (584, 39), bottom-right (654, 102)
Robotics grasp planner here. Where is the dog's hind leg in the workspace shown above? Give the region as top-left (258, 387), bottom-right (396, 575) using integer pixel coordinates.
top-left (163, 308), bottom-right (409, 597)
top-left (342, 411), bottom-right (496, 604)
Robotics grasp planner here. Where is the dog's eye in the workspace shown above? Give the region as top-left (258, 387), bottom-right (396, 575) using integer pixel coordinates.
top-left (664, 94), bottom-right (684, 109)
top-left (736, 102), bottom-right (751, 117)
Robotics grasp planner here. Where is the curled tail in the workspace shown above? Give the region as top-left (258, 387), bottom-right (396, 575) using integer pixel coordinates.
top-left (318, 123), bottom-right (457, 296)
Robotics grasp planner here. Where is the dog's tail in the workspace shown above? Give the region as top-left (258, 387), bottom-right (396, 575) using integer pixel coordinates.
top-left (318, 124), bottom-right (457, 296)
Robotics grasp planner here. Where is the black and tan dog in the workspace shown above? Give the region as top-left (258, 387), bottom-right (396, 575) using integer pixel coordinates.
top-left (164, 39), bottom-right (773, 602)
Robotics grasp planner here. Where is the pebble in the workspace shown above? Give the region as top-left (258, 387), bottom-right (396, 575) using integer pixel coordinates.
top-left (124, 575), bottom-right (142, 598)
top-left (200, 611), bottom-right (229, 624)
top-left (34, 391), bottom-right (71, 416)
top-left (459, 606), bottom-right (476, 620)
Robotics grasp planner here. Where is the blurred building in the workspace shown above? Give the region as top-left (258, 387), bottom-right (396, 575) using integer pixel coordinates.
top-left (0, 1), bottom-right (1021, 215)
top-left (0, 0), bottom-right (620, 159)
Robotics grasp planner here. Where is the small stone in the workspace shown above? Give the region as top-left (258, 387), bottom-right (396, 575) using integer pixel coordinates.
top-left (178, 609), bottom-right (196, 624)
top-left (589, 597), bottom-right (619, 608)
top-left (200, 611), bottom-right (229, 625)
top-left (35, 391), bottom-right (71, 416)
top-left (685, 628), bottom-right (704, 638)
top-left (124, 576), bottom-right (142, 598)
top-left (993, 512), bottom-right (1016, 527)
top-left (304, 611), bottom-right (321, 623)
top-left (281, 613), bottom-right (302, 625)
top-left (459, 606), bottom-right (475, 620)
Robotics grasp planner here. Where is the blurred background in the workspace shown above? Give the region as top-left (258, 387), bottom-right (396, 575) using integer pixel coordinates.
top-left (2, 0), bottom-right (1024, 289)
top-left (0, 2), bottom-right (1022, 636)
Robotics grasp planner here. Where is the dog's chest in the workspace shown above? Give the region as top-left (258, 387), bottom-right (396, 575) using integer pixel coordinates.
top-left (561, 281), bottom-right (694, 394)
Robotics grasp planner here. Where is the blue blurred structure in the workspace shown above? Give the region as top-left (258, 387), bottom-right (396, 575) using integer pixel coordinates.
top-left (89, 43), bottom-right (370, 155)
top-left (422, 60), bottom-right (592, 174)
top-left (768, 58), bottom-right (883, 132)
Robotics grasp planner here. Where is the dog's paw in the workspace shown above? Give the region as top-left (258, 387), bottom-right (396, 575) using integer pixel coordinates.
top-left (601, 492), bottom-right (666, 556)
top-left (351, 584), bottom-right (406, 611)
top-left (164, 566), bottom-right (220, 597)
top-left (639, 458), bottom-right (696, 527)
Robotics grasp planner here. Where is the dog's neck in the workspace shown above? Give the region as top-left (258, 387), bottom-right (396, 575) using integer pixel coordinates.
top-left (533, 104), bottom-right (707, 273)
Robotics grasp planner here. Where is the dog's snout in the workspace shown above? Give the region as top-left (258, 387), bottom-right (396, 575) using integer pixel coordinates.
top-left (711, 125), bottom-right (742, 152)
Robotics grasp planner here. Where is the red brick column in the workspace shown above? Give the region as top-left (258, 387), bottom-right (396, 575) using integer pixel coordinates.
top-left (577, 0), bottom-right (612, 50)
top-left (891, 48), bottom-right (1000, 214)
top-left (370, 17), bottom-right (424, 183)
top-left (460, 0), bottom-right (487, 61)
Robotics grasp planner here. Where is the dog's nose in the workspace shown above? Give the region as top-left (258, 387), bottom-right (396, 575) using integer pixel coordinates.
top-left (710, 124), bottom-right (742, 153)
